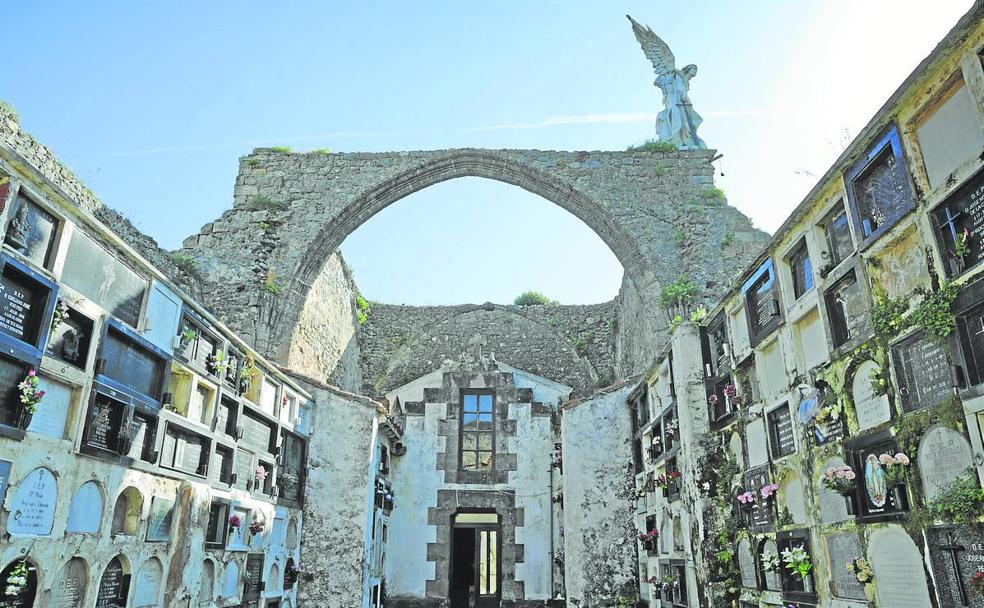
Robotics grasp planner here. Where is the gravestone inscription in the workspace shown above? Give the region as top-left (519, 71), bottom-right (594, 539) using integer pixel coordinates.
top-left (745, 466), bottom-right (773, 531)
top-left (852, 360), bottom-right (891, 430)
top-left (94, 558), bottom-right (126, 608)
top-left (0, 265), bottom-right (42, 345)
top-left (243, 554), bottom-right (264, 606)
top-left (27, 377), bottom-right (71, 439)
top-left (927, 524), bottom-right (984, 608)
top-left (84, 393), bottom-right (126, 453)
top-left (50, 558), bottom-right (87, 608)
top-left (918, 425), bottom-right (975, 503)
top-left (825, 533), bottom-right (866, 600)
top-left (892, 331), bottom-right (952, 412)
top-left (737, 539), bottom-right (757, 588)
top-left (240, 411), bottom-right (273, 454)
top-left (931, 167), bottom-right (984, 275)
top-left (7, 467), bottom-right (56, 535)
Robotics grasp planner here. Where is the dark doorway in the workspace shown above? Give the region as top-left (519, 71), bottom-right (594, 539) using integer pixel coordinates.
top-left (450, 513), bottom-right (500, 608)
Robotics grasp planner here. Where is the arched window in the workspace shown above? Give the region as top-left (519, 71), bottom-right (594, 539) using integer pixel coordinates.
top-left (0, 559), bottom-right (39, 606)
top-left (50, 557), bottom-right (89, 607)
top-left (111, 487), bottom-right (143, 536)
top-left (66, 480), bottom-right (103, 534)
top-left (96, 555), bottom-right (130, 608)
top-left (132, 557), bottom-right (163, 607)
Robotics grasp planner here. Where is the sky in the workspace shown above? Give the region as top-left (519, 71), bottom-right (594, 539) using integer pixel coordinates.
top-left (4, 1), bottom-right (973, 305)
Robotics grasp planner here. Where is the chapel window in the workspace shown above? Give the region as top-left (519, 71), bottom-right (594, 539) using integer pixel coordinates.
top-left (460, 391), bottom-right (494, 471)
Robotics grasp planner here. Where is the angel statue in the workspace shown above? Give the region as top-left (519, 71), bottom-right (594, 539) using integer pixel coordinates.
top-left (627, 15), bottom-right (706, 149)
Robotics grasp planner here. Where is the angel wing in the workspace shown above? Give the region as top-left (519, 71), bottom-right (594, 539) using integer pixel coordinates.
top-left (627, 15), bottom-right (676, 76)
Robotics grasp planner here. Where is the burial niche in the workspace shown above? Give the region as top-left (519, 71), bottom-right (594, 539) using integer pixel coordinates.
top-left (110, 487), bottom-right (143, 536)
top-left (198, 560), bottom-right (215, 606)
top-left (7, 467), bottom-right (56, 536)
top-left (94, 556), bottom-right (130, 608)
top-left (0, 559), bottom-right (39, 608)
top-left (49, 557), bottom-right (88, 608)
top-left (66, 480), bottom-right (103, 534)
top-left (131, 558), bottom-right (162, 607)
top-left (221, 560), bottom-right (241, 602)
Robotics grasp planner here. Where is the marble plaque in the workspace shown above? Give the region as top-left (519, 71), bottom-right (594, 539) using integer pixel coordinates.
top-left (27, 376), bottom-right (72, 438)
top-left (240, 410), bottom-right (274, 454)
top-left (235, 450), bottom-right (254, 491)
top-left (927, 524), bottom-right (984, 608)
top-left (7, 467), bottom-right (56, 535)
top-left (918, 425), bottom-right (975, 503)
top-left (146, 496), bottom-right (174, 541)
top-left (825, 533), bottom-right (866, 600)
top-left (869, 528), bottom-right (933, 608)
top-left (84, 393), bottom-right (126, 453)
top-left (66, 480), bottom-right (103, 534)
top-left (286, 518), bottom-right (299, 549)
top-left (95, 558), bottom-right (126, 608)
top-left (892, 331), bottom-right (952, 412)
top-left (221, 560), bottom-right (240, 599)
top-left (49, 557), bottom-right (87, 608)
top-left (931, 168), bottom-right (984, 275)
top-left (852, 360), bottom-right (891, 430)
top-left (243, 554), bottom-right (264, 600)
top-left (745, 419), bottom-right (769, 467)
top-left (132, 559), bottom-right (162, 607)
top-left (818, 457), bottom-right (851, 524)
top-left (745, 465), bottom-right (773, 531)
top-left (0, 263), bottom-right (45, 345)
top-left (737, 539), bottom-right (757, 588)
top-left (101, 326), bottom-right (165, 401)
top-left (142, 281), bottom-right (182, 353)
top-left (61, 228), bottom-right (146, 327)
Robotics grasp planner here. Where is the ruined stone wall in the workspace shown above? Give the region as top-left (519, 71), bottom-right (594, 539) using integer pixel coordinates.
top-left (560, 382), bottom-right (639, 607)
top-left (295, 379), bottom-right (380, 608)
top-left (179, 148), bottom-right (768, 377)
top-left (285, 252), bottom-right (363, 392)
top-left (359, 301), bottom-right (616, 396)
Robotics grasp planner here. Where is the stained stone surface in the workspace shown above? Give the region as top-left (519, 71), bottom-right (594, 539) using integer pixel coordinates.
top-left (918, 425), bottom-right (975, 503)
top-left (868, 527), bottom-right (932, 608)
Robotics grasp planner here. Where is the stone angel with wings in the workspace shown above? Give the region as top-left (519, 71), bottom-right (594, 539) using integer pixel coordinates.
top-left (628, 15), bottom-right (706, 149)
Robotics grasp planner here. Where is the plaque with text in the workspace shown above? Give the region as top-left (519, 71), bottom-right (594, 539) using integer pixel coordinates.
top-left (0, 560), bottom-right (37, 608)
top-left (826, 533), bottom-right (867, 600)
top-left (146, 497), bottom-right (175, 542)
top-left (235, 450), bottom-right (253, 491)
top-left (931, 167), bottom-right (984, 276)
top-left (745, 466), bottom-right (774, 531)
top-left (279, 431), bottom-right (307, 503)
top-left (240, 410), bottom-right (274, 454)
top-left (61, 229), bottom-right (145, 327)
top-left (768, 404), bottom-right (796, 458)
top-left (243, 554), bottom-right (264, 601)
top-left (892, 331), bottom-right (952, 412)
top-left (210, 445), bottom-right (233, 485)
top-left (84, 393), bottom-right (126, 454)
top-left (49, 558), bottom-right (87, 608)
top-left (94, 558), bottom-right (126, 608)
top-left (0, 264), bottom-right (46, 346)
top-left (927, 524), bottom-right (984, 608)
top-left (216, 397), bottom-right (237, 437)
top-left (161, 424), bottom-right (208, 475)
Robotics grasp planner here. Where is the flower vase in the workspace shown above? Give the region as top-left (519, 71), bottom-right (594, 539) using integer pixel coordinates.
top-left (890, 484), bottom-right (910, 511)
top-left (844, 493), bottom-right (856, 515)
top-left (16, 408), bottom-right (33, 431)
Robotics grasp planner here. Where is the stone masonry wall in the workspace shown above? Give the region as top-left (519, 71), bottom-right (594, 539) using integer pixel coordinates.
top-left (561, 382), bottom-right (639, 607)
top-left (294, 377), bottom-right (381, 608)
top-left (359, 301), bottom-right (616, 397)
top-left (179, 148), bottom-right (768, 377)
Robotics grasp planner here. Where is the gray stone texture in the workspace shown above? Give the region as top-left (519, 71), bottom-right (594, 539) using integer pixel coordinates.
top-left (360, 301), bottom-right (616, 396)
top-left (178, 147), bottom-right (767, 379)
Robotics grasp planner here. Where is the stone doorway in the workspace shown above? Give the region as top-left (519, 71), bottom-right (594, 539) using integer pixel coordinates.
top-left (450, 513), bottom-right (500, 608)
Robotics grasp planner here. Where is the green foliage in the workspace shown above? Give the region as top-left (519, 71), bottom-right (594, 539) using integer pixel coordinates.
top-left (245, 158), bottom-right (260, 167)
top-left (169, 252), bottom-right (200, 277)
top-left (674, 229), bottom-right (685, 247)
top-left (690, 306), bottom-right (708, 323)
top-left (908, 282), bottom-right (959, 342)
top-left (249, 195), bottom-right (287, 211)
top-left (871, 295), bottom-right (909, 339)
top-left (313, 148), bottom-right (332, 155)
top-left (263, 282), bottom-right (281, 295)
top-left (355, 294), bottom-right (372, 325)
top-left (701, 186), bottom-right (726, 201)
top-left (514, 291), bottom-right (555, 306)
top-left (720, 232), bottom-right (735, 249)
top-left (259, 221), bottom-right (270, 230)
top-left (659, 277), bottom-right (701, 310)
top-left (653, 163), bottom-right (666, 176)
top-left (572, 336), bottom-right (587, 355)
top-left (0, 99), bottom-right (18, 121)
top-left (715, 549), bottom-right (734, 564)
top-left (668, 313), bottom-right (685, 331)
top-left (627, 138), bottom-right (678, 153)
top-left (893, 397), bottom-right (964, 454)
top-left (928, 471), bottom-right (984, 525)
top-left (270, 146), bottom-right (292, 153)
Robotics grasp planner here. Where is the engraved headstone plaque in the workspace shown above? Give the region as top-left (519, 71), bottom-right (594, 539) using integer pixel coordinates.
top-left (49, 557), bottom-right (87, 608)
top-left (94, 557), bottom-right (127, 608)
top-left (892, 331), bottom-right (952, 412)
top-left (146, 497), bottom-right (174, 542)
top-left (7, 467), bottom-right (56, 535)
top-left (869, 528), bottom-right (933, 608)
top-left (825, 533), bottom-right (866, 600)
top-left (927, 524), bottom-right (984, 608)
top-left (852, 360), bottom-right (891, 430)
top-left (918, 425), bottom-right (975, 503)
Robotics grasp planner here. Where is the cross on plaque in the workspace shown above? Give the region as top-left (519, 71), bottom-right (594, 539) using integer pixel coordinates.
top-left (941, 532), bottom-right (969, 606)
top-left (938, 205), bottom-right (963, 243)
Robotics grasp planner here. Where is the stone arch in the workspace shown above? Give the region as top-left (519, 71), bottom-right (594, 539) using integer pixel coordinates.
top-left (66, 480), bottom-right (103, 534)
top-left (96, 555), bottom-right (131, 608)
top-left (110, 486), bottom-right (143, 536)
top-left (49, 556), bottom-right (88, 608)
top-left (273, 151), bottom-right (655, 360)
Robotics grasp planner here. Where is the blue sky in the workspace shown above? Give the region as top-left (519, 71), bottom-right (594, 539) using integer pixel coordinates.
top-left (5, 1), bottom-right (972, 304)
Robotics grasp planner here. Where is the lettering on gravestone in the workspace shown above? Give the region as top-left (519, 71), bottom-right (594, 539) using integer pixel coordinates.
top-left (927, 525), bottom-right (984, 608)
top-left (243, 554), bottom-right (264, 604)
top-left (50, 558), bottom-right (87, 608)
top-left (101, 327), bottom-right (165, 402)
top-left (825, 533), bottom-right (866, 600)
top-left (932, 167), bottom-right (984, 276)
top-left (85, 393), bottom-right (126, 453)
top-left (8, 467), bottom-right (56, 535)
top-left (918, 425), bottom-right (975, 503)
top-left (0, 266), bottom-right (41, 345)
top-left (744, 466), bottom-right (773, 531)
top-left (95, 558), bottom-right (126, 608)
top-left (240, 410), bottom-right (273, 454)
top-left (892, 331), bottom-right (952, 412)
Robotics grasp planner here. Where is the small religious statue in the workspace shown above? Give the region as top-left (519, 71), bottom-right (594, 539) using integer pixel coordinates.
top-left (627, 15), bottom-right (707, 149)
top-left (5, 198), bottom-right (31, 251)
